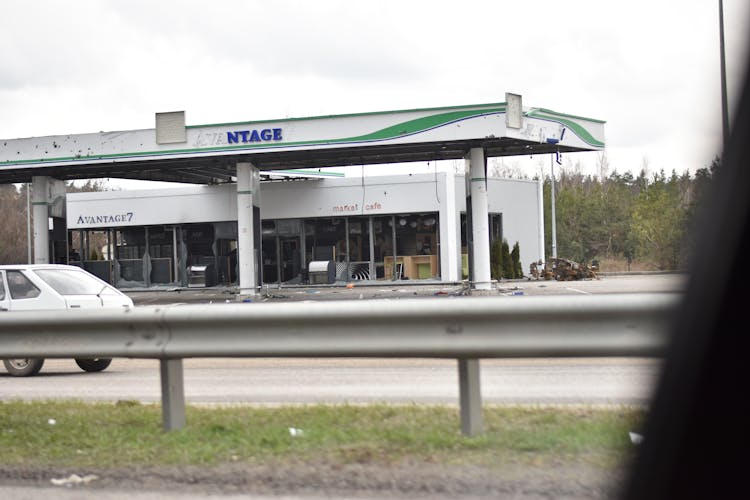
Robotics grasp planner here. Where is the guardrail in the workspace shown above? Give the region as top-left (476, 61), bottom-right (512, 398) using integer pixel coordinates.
top-left (0, 293), bottom-right (680, 434)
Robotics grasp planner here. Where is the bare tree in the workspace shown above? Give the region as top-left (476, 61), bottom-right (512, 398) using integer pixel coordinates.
top-left (0, 184), bottom-right (29, 264)
top-left (596, 151), bottom-right (610, 182)
top-left (0, 179), bottom-right (112, 264)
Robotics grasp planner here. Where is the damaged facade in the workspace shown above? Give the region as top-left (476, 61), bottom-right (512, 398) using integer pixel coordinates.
top-left (64, 173), bottom-right (544, 289)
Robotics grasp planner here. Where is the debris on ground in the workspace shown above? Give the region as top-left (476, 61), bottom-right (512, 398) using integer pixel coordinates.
top-left (530, 258), bottom-right (599, 281)
top-left (51, 473), bottom-right (98, 486)
top-left (629, 432), bottom-right (644, 445)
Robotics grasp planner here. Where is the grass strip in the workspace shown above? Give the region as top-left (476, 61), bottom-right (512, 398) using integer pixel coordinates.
top-left (0, 401), bottom-right (646, 470)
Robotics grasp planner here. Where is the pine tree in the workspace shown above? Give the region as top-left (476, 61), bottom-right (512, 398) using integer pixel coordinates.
top-left (490, 240), bottom-right (503, 280)
top-left (511, 242), bottom-right (522, 278)
top-left (501, 240), bottom-right (512, 278)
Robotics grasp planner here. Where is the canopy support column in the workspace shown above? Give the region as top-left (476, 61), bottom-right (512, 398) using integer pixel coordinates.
top-left (467, 148), bottom-right (491, 290)
top-left (31, 176), bottom-right (51, 264)
top-left (440, 170), bottom-right (460, 282)
top-left (237, 162), bottom-right (261, 299)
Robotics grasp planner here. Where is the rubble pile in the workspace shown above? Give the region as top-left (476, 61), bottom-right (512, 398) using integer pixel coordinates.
top-left (529, 258), bottom-right (599, 281)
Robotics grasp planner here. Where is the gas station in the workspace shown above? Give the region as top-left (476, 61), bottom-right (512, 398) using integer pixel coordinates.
top-left (0, 93), bottom-right (605, 297)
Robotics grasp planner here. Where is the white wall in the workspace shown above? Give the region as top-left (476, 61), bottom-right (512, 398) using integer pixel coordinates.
top-left (68, 174), bottom-right (449, 228)
top-left (453, 177), bottom-right (542, 277)
top-left (260, 174), bottom-right (446, 219)
top-left (67, 185), bottom-right (237, 228)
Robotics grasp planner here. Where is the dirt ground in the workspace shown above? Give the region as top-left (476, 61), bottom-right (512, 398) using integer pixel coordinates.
top-left (0, 460), bottom-right (631, 499)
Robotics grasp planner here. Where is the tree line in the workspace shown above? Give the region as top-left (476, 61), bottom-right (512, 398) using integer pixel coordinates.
top-left (539, 158), bottom-right (718, 271)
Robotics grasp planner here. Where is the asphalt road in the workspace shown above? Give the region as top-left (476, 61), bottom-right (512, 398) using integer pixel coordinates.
top-left (0, 357), bottom-right (660, 406)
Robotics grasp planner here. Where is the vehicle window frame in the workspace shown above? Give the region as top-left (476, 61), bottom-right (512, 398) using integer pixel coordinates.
top-left (0, 270), bottom-right (6, 301)
top-left (31, 268), bottom-right (116, 296)
top-left (6, 270), bottom-right (41, 300)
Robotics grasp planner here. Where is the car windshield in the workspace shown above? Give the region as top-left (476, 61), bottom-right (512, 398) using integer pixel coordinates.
top-left (32, 269), bottom-right (116, 296)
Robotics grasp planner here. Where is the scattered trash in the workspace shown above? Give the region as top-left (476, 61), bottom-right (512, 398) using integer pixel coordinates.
top-left (288, 427), bottom-right (304, 437)
top-left (358, 293), bottom-right (364, 299)
top-left (51, 474), bottom-right (98, 486)
top-left (242, 299), bottom-right (253, 303)
top-left (47, 418), bottom-right (56, 426)
top-left (346, 283), bottom-right (355, 289)
top-left (305, 289), bottom-right (320, 294)
top-left (629, 432), bottom-right (644, 445)
top-left (512, 291), bottom-right (524, 296)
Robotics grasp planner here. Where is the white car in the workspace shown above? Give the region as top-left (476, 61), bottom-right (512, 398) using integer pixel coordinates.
top-left (0, 264), bottom-right (134, 376)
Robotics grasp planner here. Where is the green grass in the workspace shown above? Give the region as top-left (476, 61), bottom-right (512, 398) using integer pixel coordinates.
top-left (0, 401), bottom-right (645, 470)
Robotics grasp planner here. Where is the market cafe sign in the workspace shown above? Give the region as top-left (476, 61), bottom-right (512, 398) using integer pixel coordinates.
top-left (227, 128), bottom-right (283, 144)
top-left (332, 202), bottom-right (383, 213)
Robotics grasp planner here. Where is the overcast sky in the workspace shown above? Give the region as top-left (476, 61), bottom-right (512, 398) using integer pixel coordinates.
top-left (2, 0), bottom-right (748, 187)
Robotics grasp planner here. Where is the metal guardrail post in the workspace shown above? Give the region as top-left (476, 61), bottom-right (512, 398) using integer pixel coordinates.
top-left (458, 358), bottom-right (483, 436)
top-left (160, 359), bottom-right (186, 431)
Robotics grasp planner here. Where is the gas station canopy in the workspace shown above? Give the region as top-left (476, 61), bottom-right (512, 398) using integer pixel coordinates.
top-left (0, 97), bottom-right (605, 185)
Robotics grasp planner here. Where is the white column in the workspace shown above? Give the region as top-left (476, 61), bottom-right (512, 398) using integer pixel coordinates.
top-left (439, 171), bottom-right (460, 281)
top-left (237, 162), bottom-right (260, 298)
top-left (468, 148), bottom-right (491, 290)
top-left (31, 176), bottom-right (50, 264)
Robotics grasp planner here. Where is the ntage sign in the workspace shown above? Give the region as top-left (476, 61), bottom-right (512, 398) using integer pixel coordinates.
top-left (227, 128), bottom-right (283, 144)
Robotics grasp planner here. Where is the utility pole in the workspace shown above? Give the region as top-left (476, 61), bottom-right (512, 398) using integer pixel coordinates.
top-left (550, 152), bottom-right (557, 259)
top-left (546, 138), bottom-right (560, 259)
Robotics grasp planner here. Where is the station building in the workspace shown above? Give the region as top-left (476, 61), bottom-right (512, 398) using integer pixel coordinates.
top-left (1, 95), bottom-right (604, 295)
top-left (65, 171), bottom-right (543, 288)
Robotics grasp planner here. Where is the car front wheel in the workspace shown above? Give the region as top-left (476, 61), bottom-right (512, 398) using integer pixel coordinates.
top-left (75, 358), bottom-right (112, 372)
top-left (3, 358), bottom-right (45, 377)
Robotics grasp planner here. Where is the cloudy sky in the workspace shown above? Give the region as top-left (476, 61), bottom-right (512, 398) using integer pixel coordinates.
top-left (1, 0), bottom-right (748, 186)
